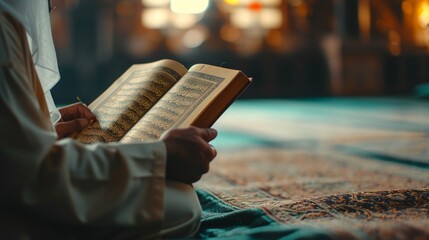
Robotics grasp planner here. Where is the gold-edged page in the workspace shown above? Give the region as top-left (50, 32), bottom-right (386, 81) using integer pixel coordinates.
top-left (120, 64), bottom-right (241, 142)
top-left (73, 59), bottom-right (187, 143)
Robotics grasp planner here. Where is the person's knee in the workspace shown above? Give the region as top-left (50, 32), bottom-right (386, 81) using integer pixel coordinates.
top-left (161, 180), bottom-right (202, 237)
top-left (68, 181), bottom-right (202, 240)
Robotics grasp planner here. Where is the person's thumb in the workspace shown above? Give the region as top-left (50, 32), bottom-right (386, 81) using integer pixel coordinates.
top-left (55, 118), bottom-right (89, 138)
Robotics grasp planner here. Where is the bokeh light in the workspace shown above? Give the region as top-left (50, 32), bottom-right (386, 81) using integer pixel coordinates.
top-left (231, 9), bottom-right (258, 28)
top-left (141, 0), bottom-right (169, 7)
top-left (248, 1), bottom-right (263, 12)
top-left (170, 0), bottom-right (210, 14)
top-left (224, 0), bottom-right (240, 5)
top-left (260, 8), bottom-right (283, 28)
top-left (418, 2), bottom-right (429, 27)
top-left (171, 14), bottom-right (200, 29)
top-left (141, 8), bottom-right (169, 29)
top-left (220, 24), bottom-right (242, 42)
top-left (182, 27), bottom-right (208, 48)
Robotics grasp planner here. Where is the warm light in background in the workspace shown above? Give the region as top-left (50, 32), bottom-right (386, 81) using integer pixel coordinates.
top-left (141, 8), bottom-right (170, 29)
top-left (235, 34), bottom-right (263, 55)
top-left (142, 0), bottom-right (207, 30)
top-left (182, 27), bottom-right (209, 48)
top-left (230, 8), bottom-right (282, 29)
top-left (141, 0), bottom-right (211, 51)
top-left (220, 24), bottom-right (242, 42)
top-left (231, 9), bottom-right (258, 28)
top-left (402, 0), bottom-right (413, 15)
top-left (171, 14), bottom-right (200, 29)
top-left (260, 9), bottom-right (282, 28)
top-left (170, 0), bottom-right (210, 14)
top-left (140, 0), bottom-right (284, 55)
top-left (408, 0), bottom-right (429, 48)
top-left (417, 1), bottom-right (429, 27)
top-left (218, 0), bottom-right (284, 55)
top-left (224, 0), bottom-right (281, 6)
top-left (224, 0), bottom-right (283, 29)
top-left (287, 0), bottom-right (303, 7)
top-left (248, 1), bottom-right (262, 11)
top-left (51, 0), bottom-right (429, 102)
top-left (261, 0), bottom-right (283, 6)
top-left (224, 0), bottom-right (240, 5)
top-left (141, 0), bottom-right (169, 7)
top-left (358, 0), bottom-right (371, 42)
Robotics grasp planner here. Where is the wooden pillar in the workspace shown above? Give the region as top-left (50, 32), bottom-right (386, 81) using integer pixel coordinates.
top-left (323, 0), bottom-right (383, 96)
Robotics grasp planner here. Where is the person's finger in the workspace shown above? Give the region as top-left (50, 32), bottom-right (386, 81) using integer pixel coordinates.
top-left (76, 103), bottom-right (97, 121)
top-left (55, 118), bottom-right (89, 138)
top-left (198, 128), bottom-right (218, 142)
top-left (59, 103), bottom-right (97, 121)
top-left (209, 144), bottom-right (217, 158)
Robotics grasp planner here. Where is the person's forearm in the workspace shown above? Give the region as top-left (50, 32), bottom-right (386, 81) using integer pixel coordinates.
top-left (25, 139), bottom-right (167, 226)
top-left (1, 136), bottom-right (167, 227)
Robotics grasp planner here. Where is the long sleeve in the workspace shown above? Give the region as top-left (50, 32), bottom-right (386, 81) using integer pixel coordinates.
top-left (0, 12), bottom-right (166, 229)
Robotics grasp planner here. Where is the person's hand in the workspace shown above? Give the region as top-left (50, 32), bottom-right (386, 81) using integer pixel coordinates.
top-left (161, 127), bottom-right (218, 184)
top-left (55, 102), bottom-right (97, 139)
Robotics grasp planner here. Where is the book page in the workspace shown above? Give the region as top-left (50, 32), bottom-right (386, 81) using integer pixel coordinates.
top-left (73, 59), bottom-right (187, 143)
top-left (121, 64), bottom-right (250, 142)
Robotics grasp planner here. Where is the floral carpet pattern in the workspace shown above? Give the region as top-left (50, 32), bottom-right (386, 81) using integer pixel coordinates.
top-left (194, 98), bottom-right (429, 239)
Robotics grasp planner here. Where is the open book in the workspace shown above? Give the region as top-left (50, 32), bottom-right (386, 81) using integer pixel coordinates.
top-left (73, 59), bottom-right (251, 143)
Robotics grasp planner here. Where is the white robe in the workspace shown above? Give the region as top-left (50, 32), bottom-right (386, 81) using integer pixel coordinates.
top-left (0, 11), bottom-right (200, 239)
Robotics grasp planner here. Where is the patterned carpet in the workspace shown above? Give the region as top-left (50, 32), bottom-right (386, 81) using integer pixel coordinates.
top-left (193, 98), bottom-right (429, 239)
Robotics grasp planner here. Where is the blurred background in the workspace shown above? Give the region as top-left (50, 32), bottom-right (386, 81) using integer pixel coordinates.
top-left (50, 0), bottom-right (429, 104)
